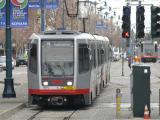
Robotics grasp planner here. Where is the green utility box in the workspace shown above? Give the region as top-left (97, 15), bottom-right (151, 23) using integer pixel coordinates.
top-left (131, 64), bottom-right (150, 117)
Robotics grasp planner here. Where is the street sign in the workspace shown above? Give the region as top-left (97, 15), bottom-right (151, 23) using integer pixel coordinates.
top-left (28, 0), bottom-right (40, 9)
top-left (0, 0), bottom-right (6, 27)
top-left (45, 0), bottom-right (59, 9)
top-left (10, 0), bottom-right (28, 28)
top-left (96, 21), bottom-right (107, 29)
top-left (29, 0), bottom-right (59, 9)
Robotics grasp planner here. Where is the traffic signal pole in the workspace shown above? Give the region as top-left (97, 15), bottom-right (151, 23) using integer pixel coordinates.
top-left (2, 0), bottom-right (16, 98)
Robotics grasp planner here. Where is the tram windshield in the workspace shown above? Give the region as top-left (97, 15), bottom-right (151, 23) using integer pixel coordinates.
top-left (143, 43), bottom-right (154, 56)
top-left (41, 40), bottom-right (74, 76)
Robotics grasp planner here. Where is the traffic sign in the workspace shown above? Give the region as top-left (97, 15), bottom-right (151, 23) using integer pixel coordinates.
top-left (28, 0), bottom-right (59, 9)
top-left (45, 0), bottom-right (59, 9)
top-left (28, 0), bottom-right (41, 9)
top-left (96, 21), bottom-right (107, 29)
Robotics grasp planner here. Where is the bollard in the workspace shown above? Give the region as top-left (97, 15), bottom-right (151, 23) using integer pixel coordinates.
top-left (116, 88), bottom-right (122, 118)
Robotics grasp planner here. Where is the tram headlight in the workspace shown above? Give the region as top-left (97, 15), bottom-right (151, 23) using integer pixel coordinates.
top-left (67, 81), bottom-right (72, 86)
top-left (43, 81), bottom-right (48, 86)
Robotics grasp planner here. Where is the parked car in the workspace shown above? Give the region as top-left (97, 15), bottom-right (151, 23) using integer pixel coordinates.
top-left (0, 56), bottom-right (15, 70)
top-left (16, 56), bottom-right (28, 67)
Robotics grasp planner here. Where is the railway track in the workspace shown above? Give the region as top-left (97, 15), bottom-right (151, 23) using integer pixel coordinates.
top-left (26, 107), bottom-right (78, 120)
top-left (27, 109), bottom-right (43, 120)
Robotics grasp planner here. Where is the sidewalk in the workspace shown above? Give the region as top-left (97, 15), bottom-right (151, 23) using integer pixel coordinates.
top-left (0, 82), bottom-right (28, 120)
top-left (0, 62), bottom-right (160, 120)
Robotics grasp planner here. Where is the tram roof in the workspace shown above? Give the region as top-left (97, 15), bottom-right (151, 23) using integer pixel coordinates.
top-left (29, 31), bottom-right (109, 42)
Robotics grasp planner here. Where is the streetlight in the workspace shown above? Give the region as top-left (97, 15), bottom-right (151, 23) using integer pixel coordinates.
top-left (78, 0), bottom-right (91, 32)
top-left (64, 0), bottom-right (91, 32)
top-left (3, 0), bottom-right (16, 98)
top-left (64, 0), bottom-right (79, 30)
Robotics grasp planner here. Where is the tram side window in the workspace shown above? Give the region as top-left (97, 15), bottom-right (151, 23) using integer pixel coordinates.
top-left (79, 44), bottom-right (89, 73)
top-left (93, 49), bottom-right (96, 68)
top-left (105, 47), bottom-right (107, 62)
top-left (101, 49), bottom-right (104, 64)
top-left (98, 49), bottom-right (101, 66)
top-left (29, 44), bottom-right (37, 74)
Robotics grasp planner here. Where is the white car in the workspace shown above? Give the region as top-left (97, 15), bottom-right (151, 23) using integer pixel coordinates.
top-left (0, 56), bottom-right (15, 70)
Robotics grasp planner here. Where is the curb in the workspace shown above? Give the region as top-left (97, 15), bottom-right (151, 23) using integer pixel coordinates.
top-left (0, 103), bottom-right (26, 120)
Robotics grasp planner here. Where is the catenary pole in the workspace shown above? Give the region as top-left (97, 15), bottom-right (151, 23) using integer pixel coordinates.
top-left (3, 0), bottom-right (16, 98)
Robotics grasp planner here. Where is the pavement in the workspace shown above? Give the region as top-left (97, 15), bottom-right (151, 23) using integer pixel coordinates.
top-left (0, 62), bottom-right (160, 120)
top-left (0, 67), bottom-right (28, 120)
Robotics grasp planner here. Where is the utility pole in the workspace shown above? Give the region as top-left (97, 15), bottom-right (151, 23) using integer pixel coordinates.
top-left (62, 0), bottom-right (65, 30)
top-left (3, 0), bottom-right (16, 98)
top-left (121, 37), bottom-right (124, 76)
top-left (41, 0), bottom-right (45, 32)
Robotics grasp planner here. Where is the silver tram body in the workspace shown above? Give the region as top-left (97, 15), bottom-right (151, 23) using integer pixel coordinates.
top-left (28, 31), bottom-right (111, 106)
top-left (135, 40), bottom-right (158, 63)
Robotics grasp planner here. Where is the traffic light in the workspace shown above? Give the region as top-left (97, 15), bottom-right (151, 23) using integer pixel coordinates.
top-left (122, 6), bottom-right (131, 38)
top-left (136, 6), bottom-right (145, 38)
top-left (151, 6), bottom-right (160, 38)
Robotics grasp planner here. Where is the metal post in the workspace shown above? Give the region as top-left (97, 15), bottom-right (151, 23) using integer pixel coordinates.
top-left (3, 0), bottom-right (16, 98)
top-left (159, 89), bottom-right (160, 115)
top-left (116, 88), bottom-right (122, 118)
top-left (130, 38), bottom-right (133, 65)
top-left (41, 0), bottom-right (45, 32)
top-left (122, 52), bottom-right (124, 76)
top-left (121, 38), bottom-right (124, 76)
top-left (83, 18), bottom-right (85, 32)
top-left (71, 17), bottom-right (73, 30)
top-left (62, 0), bottom-right (65, 30)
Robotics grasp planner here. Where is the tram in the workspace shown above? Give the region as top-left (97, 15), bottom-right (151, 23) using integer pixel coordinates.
top-left (139, 40), bottom-right (158, 63)
top-left (28, 30), bottom-right (111, 106)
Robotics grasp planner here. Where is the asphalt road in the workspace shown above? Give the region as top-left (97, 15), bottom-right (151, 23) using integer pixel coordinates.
top-left (5, 61), bottom-right (160, 120)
